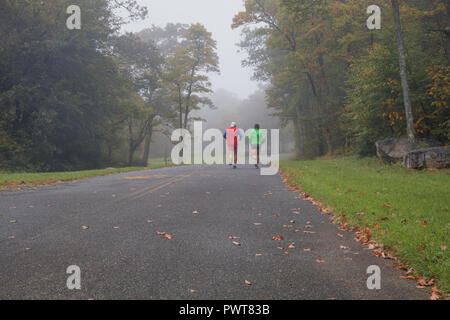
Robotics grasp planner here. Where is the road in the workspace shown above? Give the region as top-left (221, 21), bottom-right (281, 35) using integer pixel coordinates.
top-left (0, 165), bottom-right (428, 299)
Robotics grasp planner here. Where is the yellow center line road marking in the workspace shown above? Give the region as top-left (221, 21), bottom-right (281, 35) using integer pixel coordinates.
top-left (126, 172), bottom-right (196, 201)
top-left (126, 174), bottom-right (181, 198)
top-left (122, 174), bottom-right (169, 180)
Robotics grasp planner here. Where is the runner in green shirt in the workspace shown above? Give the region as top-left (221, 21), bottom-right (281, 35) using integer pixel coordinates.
top-left (248, 124), bottom-right (266, 169)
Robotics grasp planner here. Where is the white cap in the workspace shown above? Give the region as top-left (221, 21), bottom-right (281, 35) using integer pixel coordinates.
top-left (230, 122), bottom-right (236, 127)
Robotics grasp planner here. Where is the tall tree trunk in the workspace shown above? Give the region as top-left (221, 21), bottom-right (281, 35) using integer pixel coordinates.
top-left (142, 125), bottom-right (153, 166)
top-left (184, 106), bottom-right (189, 129)
top-left (391, 0), bottom-right (416, 143)
top-left (128, 121), bottom-right (134, 166)
top-left (293, 118), bottom-right (302, 158)
top-left (128, 147), bottom-right (135, 167)
top-left (325, 129), bottom-right (333, 156)
top-left (178, 86), bottom-right (183, 129)
top-left (446, 0), bottom-right (450, 65)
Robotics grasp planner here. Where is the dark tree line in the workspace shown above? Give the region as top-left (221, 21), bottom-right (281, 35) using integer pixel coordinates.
top-left (0, 1), bottom-right (219, 171)
top-left (233, 0), bottom-right (449, 158)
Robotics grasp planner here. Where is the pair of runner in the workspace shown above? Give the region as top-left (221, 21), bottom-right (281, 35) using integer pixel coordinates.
top-left (223, 122), bottom-right (265, 169)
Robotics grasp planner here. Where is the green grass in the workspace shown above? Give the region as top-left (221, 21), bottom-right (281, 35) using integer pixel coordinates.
top-left (0, 158), bottom-right (176, 189)
top-left (281, 157), bottom-right (450, 294)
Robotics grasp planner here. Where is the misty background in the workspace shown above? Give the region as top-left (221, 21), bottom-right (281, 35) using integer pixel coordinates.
top-left (120, 0), bottom-right (293, 159)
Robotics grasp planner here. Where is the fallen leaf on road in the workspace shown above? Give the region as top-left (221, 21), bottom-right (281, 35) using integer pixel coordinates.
top-left (417, 278), bottom-right (434, 287)
top-left (192, 210), bottom-right (199, 215)
top-left (303, 231), bottom-right (316, 234)
top-left (189, 289), bottom-right (198, 293)
top-left (255, 253), bottom-right (262, 257)
top-left (112, 194), bottom-right (116, 198)
top-left (303, 248), bottom-right (311, 252)
top-left (272, 235), bottom-right (284, 241)
top-left (253, 222), bottom-right (262, 226)
top-left (277, 247), bottom-right (284, 250)
top-left (244, 280), bottom-right (252, 285)
top-left (400, 275), bottom-right (416, 280)
top-left (10, 206), bottom-right (16, 209)
top-left (113, 226), bottom-right (120, 230)
top-left (205, 192), bottom-right (211, 195)
top-left (273, 214), bottom-right (280, 217)
top-left (156, 231), bottom-right (165, 235)
top-left (232, 241), bottom-right (241, 246)
top-left (405, 269), bottom-right (415, 275)
top-left (81, 226), bottom-right (89, 230)
top-left (337, 234), bottom-right (344, 238)
top-left (163, 233), bottom-right (173, 240)
top-left (9, 220), bottom-right (17, 223)
top-left (316, 259), bottom-right (325, 263)
top-left (289, 220), bottom-right (295, 224)
top-left (340, 245), bottom-right (349, 249)
top-left (393, 263), bottom-right (407, 270)
top-left (228, 236), bottom-right (240, 240)
top-left (288, 243), bottom-right (295, 249)
top-left (147, 220), bottom-right (153, 223)
top-left (430, 286), bottom-right (441, 300)
top-left (8, 236), bottom-right (15, 239)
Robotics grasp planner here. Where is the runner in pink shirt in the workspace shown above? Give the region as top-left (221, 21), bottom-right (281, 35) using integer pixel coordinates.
top-left (223, 122), bottom-right (243, 169)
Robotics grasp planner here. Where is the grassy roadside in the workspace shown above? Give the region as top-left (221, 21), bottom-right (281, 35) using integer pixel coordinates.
top-left (0, 158), bottom-right (176, 190)
top-left (280, 157), bottom-right (449, 295)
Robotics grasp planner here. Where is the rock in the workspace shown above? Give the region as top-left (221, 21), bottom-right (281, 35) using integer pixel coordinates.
top-left (403, 147), bottom-right (450, 169)
top-left (375, 138), bottom-right (440, 163)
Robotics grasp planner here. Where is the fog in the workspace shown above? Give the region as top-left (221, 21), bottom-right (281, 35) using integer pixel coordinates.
top-left (121, 0), bottom-right (259, 99)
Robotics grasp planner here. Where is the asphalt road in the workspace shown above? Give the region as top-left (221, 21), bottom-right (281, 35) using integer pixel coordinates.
top-left (0, 165), bottom-right (428, 299)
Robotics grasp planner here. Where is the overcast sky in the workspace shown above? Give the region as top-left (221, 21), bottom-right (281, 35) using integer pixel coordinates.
top-left (121, 0), bottom-right (259, 99)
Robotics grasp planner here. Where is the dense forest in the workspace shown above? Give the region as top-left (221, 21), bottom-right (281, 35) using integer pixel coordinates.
top-left (0, 0), bottom-right (449, 171)
top-left (0, 0), bottom-right (219, 171)
top-left (233, 0), bottom-right (449, 158)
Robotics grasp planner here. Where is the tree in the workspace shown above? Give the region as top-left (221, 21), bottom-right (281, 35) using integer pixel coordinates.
top-left (232, 0), bottom-right (449, 159)
top-left (164, 24), bottom-right (220, 130)
top-left (0, 0), bottom-right (148, 170)
top-left (391, 0), bottom-right (416, 143)
top-left (113, 33), bottom-right (167, 165)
